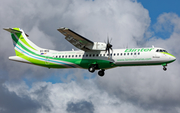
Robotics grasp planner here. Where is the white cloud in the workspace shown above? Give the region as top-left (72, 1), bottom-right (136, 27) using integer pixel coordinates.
top-left (5, 80), bottom-right (162, 113)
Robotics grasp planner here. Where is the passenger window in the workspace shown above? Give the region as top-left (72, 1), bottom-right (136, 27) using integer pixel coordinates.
top-left (120, 53), bottom-right (122, 56)
top-left (138, 53), bottom-right (140, 55)
top-left (96, 54), bottom-right (98, 57)
top-left (89, 54), bottom-right (91, 57)
top-left (114, 53), bottom-right (116, 56)
top-left (127, 53), bottom-right (129, 55)
top-left (93, 54), bottom-right (95, 57)
top-left (59, 56), bottom-right (61, 58)
top-left (124, 53), bottom-right (126, 55)
top-left (62, 55), bottom-right (64, 58)
top-left (83, 55), bottom-right (84, 57)
top-left (69, 55), bottom-right (71, 58)
top-left (72, 55), bottom-right (74, 57)
top-left (86, 54), bottom-right (88, 57)
top-left (75, 55), bottom-right (77, 57)
top-left (131, 53), bottom-right (133, 55)
top-left (79, 55), bottom-right (81, 57)
top-left (111, 53), bottom-right (112, 56)
top-left (56, 56), bottom-right (58, 58)
top-left (134, 53), bottom-right (136, 55)
top-left (117, 53), bottom-right (119, 56)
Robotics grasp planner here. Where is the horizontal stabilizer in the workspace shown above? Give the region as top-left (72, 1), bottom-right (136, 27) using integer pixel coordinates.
top-left (3, 28), bottom-right (22, 33)
top-left (9, 56), bottom-right (32, 64)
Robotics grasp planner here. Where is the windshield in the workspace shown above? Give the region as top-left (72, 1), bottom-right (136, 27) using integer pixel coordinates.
top-left (156, 49), bottom-right (168, 53)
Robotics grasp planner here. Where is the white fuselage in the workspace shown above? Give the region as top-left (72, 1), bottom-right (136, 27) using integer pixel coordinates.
top-left (40, 47), bottom-right (175, 68)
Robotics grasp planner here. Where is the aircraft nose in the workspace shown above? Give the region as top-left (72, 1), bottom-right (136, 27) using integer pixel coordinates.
top-left (173, 56), bottom-right (176, 61)
top-left (169, 54), bottom-right (176, 61)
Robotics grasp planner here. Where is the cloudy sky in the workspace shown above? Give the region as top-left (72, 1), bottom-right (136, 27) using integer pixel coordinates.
top-left (0, 0), bottom-right (180, 113)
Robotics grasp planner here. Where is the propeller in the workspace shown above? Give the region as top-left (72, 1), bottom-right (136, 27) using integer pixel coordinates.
top-left (105, 37), bottom-right (113, 58)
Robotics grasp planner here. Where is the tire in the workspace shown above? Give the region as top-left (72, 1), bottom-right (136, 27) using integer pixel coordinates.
top-left (98, 70), bottom-right (105, 76)
top-left (163, 67), bottom-right (167, 71)
top-left (88, 66), bottom-right (95, 73)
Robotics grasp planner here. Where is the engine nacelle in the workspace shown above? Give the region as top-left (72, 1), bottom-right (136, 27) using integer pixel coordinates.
top-left (91, 42), bottom-right (106, 51)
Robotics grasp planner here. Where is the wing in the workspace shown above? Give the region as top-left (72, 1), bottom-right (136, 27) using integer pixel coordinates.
top-left (57, 28), bottom-right (94, 51)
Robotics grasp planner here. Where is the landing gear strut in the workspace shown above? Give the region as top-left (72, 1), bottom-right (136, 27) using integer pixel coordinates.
top-left (98, 69), bottom-right (105, 77)
top-left (163, 66), bottom-right (167, 71)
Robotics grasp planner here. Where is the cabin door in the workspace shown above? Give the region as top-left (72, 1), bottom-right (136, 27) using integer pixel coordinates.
top-left (45, 56), bottom-right (49, 65)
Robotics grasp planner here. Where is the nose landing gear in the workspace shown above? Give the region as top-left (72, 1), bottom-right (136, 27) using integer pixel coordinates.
top-left (162, 63), bottom-right (167, 71)
top-left (163, 66), bottom-right (167, 71)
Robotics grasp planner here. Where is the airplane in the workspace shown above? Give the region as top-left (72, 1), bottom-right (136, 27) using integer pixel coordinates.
top-left (4, 27), bottom-right (176, 77)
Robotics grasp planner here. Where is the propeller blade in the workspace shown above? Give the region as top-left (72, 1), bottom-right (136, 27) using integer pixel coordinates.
top-left (108, 49), bottom-right (110, 57)
top-left (105, 36), bottom-right (113, 58)
top-left (110, 47), bottom-right (113, 57)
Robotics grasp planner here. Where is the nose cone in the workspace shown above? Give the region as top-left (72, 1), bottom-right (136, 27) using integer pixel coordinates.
top-left (169, 54), bottom-right (176, 62)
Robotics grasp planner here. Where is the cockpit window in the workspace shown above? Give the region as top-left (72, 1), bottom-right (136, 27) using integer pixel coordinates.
top-left (163, 50), bottom-right (168, 53)
top-left (156, 49), bottom-right (168, 53)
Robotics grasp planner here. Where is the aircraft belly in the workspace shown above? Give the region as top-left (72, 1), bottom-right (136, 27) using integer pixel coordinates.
top-left (73, 58), bottom-right (115, 69)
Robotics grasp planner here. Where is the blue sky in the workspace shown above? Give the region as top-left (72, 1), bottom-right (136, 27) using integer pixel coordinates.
top-left (138, 0), bottom-right (180, 25)
top-left (137, 0), bottom-right (180, 39)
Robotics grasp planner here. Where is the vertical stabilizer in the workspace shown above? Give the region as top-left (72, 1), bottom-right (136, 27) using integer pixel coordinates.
top-left (3, 28), bottom-right (41, 56)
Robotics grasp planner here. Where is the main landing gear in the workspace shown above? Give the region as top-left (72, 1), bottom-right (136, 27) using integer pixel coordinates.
top-left (98, 69), bottom-right (105, 77)
top-left (88, 66), bottom-right (95, 73)
top-left (88, 65), bottom-right (105, 77)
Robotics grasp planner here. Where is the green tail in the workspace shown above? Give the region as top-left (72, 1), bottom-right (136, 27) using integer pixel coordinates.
top-left (4, 28), bottom-right (41, 56)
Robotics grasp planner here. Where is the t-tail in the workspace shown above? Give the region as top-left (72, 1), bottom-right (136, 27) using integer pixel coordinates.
top-left (4, 28), bottom-right (43, 64)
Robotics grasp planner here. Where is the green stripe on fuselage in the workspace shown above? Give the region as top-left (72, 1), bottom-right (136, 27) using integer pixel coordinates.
top-left (11, 33), bottom-right (44, 58)
top-left (161, 52), bottom-right (176, 58)
top-left (12, 28), bottom-right (37, 51)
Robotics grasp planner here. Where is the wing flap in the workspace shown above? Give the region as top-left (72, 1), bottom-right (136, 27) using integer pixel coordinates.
top-left (57, 28), bottom-right (94, 51)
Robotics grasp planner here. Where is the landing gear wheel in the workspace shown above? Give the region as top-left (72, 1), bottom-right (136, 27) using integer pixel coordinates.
top-left (98, 70), bottom-right (105, 77)
top-left (88, 66), bottom-right (95, 73)
top-left (163, 67), bottom-right (167, 71)
top-left (163, 65), bottom-right (167, 71)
